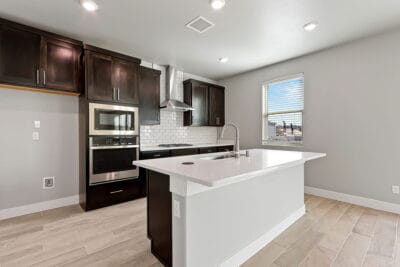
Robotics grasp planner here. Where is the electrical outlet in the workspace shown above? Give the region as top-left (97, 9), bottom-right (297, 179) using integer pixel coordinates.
top-left (173, 200), bottom-right (181, 218)
top-left (34, 120), bottom-right (40, 129)
top-left (43, 177), bottom-right (55, 189)
top-left (392, 185), bottom-right (399, 194)
top-left (32, 132), bottom-right (40, 141)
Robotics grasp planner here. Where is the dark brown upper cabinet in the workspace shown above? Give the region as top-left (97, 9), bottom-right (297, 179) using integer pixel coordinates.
top-left (208, 85), bottom-right (225, 126)
top-left (40, 37), bottom-right (82, 92)
top-left (113, 58), bottom-right (139, 104)
top-left (86, 51), bottom-right (113, 102)
top-left (183, 79), bottom-right (225, 127)
top-left (85, 45), bottom-right (140, 104)
top-left (0, 18), bottom-right (83, 94)
top-left (183, 80), bottom-right (209, 126)
top-left (139, 66), bottom-right (161, 125)
top-left (0, 24), bottom-right (41, 87)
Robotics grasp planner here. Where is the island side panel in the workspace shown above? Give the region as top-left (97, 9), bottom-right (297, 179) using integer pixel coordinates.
top-left (172, 164), bottom-right (305, 267)
top-left (147, 170), bottom-right (172, 267)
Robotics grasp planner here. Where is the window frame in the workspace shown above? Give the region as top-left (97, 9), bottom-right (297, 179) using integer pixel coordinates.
top-left (261, 73), bottom-right (304, 147)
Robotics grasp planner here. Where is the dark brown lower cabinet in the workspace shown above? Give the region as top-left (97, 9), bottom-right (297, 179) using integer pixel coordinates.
top-left (170, 148), bottom-right (199, 157)
top-left (85, 178), bottom-right (144, 211)
top-left (147, 170), bottom-right (172, 267)
top-left (217, 145), bottom-right (235, 152)
top-left (199, 147), bottom-right (218, 154)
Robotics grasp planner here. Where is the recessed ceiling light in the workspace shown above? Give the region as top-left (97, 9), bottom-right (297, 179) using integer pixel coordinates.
top-left (303, 22), bottom-right (318, 31)
top-left (210, 0), bottom-right (226, 10)
top-left (80, 0), bottom-right (98, 11)
top-left (218, 57), bottom-right (229, 63)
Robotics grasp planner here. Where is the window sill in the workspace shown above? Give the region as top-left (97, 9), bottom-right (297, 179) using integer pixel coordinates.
top-left (262, 141), bottom-right (303, 148)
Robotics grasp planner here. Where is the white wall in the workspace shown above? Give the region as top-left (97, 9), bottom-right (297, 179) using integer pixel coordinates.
top-left (0, 89), bottom-right (79, 210)
top-left (221, 28), bottom-right (400, 205)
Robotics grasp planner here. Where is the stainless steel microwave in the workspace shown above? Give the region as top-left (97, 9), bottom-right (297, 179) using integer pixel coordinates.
top-left (89, 103), bottom-right (139, 136)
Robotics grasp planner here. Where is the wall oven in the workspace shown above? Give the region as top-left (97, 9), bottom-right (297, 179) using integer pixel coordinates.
top-left (89, 103), bottom-right (139, 136)
top-left (89, 136), bottom-right (139, 185)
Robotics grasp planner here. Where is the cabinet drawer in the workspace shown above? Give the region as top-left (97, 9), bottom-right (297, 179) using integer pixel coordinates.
top-left (199, 147), bottom-right (217, 154)
top-left (140, 150), bottom-right (170, 159)
top-left (86, 178), bottom-right (142, 210)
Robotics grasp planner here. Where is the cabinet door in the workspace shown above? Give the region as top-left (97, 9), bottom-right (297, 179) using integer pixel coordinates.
top-left (86, 51), bottom-right (114, 101)
top-left (184, 82), bottom-right (208, 126)
top-left (113, 58), bottom-right (139, 104)
top-left (139, 67), bottom-right (160, 125)
top-left (209, 86), bottom-right (225, 126)
top-left (0, 25), bottom-right (41, 87)
top-left (41, 37), bottom-right (81, 92)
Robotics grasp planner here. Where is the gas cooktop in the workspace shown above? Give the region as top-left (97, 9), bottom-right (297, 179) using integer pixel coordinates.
top-left (158, 144), bottom-right (193, 148)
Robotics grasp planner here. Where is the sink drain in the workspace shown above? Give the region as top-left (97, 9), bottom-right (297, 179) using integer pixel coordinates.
top-left (182, 162), bottom-right (194, 165)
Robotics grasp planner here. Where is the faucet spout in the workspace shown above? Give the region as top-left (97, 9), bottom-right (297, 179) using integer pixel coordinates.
top-left (219, 123), bottom-right (240, 157)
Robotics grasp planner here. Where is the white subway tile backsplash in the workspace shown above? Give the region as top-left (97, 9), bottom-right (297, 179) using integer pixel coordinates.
top-left (140, 111), bottom-right (218, 147)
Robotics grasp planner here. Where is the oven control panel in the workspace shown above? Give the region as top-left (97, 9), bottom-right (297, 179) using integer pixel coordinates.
top-left (91, 136), bottom-right (138, 147)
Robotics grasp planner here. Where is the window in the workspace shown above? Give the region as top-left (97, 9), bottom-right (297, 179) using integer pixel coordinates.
top-left (262, 74), bottom-right (304, 146)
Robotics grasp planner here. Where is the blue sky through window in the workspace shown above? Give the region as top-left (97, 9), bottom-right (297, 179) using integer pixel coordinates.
top-left (266, 76), bottom-right (304, 126)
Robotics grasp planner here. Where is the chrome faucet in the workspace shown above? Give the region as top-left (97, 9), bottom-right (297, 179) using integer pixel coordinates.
top-left (220, 123), bottom-right (240, 157)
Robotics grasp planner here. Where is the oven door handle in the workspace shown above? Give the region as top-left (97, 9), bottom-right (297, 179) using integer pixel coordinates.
top-left (90, 145), bottom-right (139, 150)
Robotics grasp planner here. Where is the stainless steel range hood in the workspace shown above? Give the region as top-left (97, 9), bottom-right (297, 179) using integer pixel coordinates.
top-left (160, 65), bottom-right (194, 111)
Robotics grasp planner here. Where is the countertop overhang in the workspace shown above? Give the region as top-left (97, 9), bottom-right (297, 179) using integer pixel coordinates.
top-left (133, 149), bottom-right (326, 187)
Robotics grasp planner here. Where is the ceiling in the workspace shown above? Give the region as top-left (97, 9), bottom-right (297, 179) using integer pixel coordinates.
top-left (1, 0), bottom-right (400, 80)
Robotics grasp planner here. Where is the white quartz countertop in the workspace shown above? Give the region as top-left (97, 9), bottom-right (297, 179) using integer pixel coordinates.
top-left (133, 149), bottom-right (326, 187)
top-left (140, 143), bottom-right (234, 152)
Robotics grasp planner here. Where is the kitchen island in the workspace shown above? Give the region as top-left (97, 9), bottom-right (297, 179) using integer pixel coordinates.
top-left (133, 149), bottom-right (325, 267)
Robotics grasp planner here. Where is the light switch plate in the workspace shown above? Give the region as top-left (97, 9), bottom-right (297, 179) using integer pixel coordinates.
top-left (173, 200), bottom-right (181, 218)
top-left (32, 132), bottom-right (40, 141)
top-left (392, 185), bottom-right (400, 194)
top-left (34, 121), bottom-right (40, 128)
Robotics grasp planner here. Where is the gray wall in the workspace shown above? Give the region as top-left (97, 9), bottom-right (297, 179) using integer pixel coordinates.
top-left (0, 88), bottom-right (79, 210)
top-left (221, 28), bottom-right (400, 205)
top-left (0, 68), bottom-right (215, 211)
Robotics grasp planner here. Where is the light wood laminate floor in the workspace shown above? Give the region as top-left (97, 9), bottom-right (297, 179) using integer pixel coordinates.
top-left (0, 195), bottom-right (399, 266)
top-left (243, 194), bottom-right (400, 267)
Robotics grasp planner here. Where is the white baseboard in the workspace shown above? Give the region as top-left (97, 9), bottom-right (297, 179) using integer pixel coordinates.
top-left (0, 195), bottom-right (80, 220)
top-left (220, 205), bottom-right (306, 267)
top-left (305, 186), bottom-right (400, 214)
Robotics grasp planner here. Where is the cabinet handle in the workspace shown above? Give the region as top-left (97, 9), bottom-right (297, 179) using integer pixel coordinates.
top-left (216, 117), bottom-right (220, 125)
top-left (112, 88), bottom-right (116, 100)
top-left (43, 70), bottom-right (46, 86)
top-left (153, 154), bottom-right (161, 157)
top-left (117, 88), bottom-right (120, 100)
top-left (36, 69), bottom-right (40, 85)
top-left (110, 190), bottom-right (123, 194)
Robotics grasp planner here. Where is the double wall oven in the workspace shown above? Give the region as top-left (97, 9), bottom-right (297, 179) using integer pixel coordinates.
top-left (89, 103), bottom-right (139, 185)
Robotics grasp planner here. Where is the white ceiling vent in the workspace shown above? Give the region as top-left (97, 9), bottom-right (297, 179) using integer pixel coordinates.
top-left (186, 16), bottom-right (215, 33)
